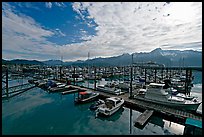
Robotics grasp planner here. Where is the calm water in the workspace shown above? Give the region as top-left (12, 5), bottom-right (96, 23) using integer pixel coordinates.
top-left (2, 71), bottom-right (202, 135)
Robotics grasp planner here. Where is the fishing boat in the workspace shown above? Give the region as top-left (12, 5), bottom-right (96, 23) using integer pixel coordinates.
top-left (96, 82), bottom-right (124, 95)
top-left (74, 91), bottom-right (99, 104)
top-left (134, 83), bottom-right (201, 112)
top-left (96, 97), bottom-right (124, 116)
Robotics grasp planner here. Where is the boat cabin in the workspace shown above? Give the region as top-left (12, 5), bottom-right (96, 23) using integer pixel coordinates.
top-left (105, 97), bottom-right (122, 109)
top-left (145, 83), bottom-right (171, 101)
top-left (78, 91), bottom-right (92, 99)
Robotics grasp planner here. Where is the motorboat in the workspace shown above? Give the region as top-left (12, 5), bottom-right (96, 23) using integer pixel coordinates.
top-left (89, 99), bottom-right (105, 111)
top-left (96, 97), bottom-right (124, 116)
top-left (175, 93), bottom-right (197, 100)
top-left (96, 82), bottom-right (125, 95)
top-left (74, 91), bottom-right (99, 104)
top-left (134, 83), bottom-right (201, 112)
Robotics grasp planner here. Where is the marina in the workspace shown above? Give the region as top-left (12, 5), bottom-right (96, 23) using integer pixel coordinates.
top-left (2, 2), bottom-right (202, 135)
top-left (2, 68), bottom-right (202, 135)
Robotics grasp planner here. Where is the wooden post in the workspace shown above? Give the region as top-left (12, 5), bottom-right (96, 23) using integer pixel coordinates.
top-left (74, 67), bottom-right (76, 85)
top-left (6, 68), bottom-right (9, 98)
top-left (130, 108), bottom-right (132, 134)
top-left (154, 69), bottom-right (157, 83)
top-left (123, 66), bottom-right (125, 81)
top-left (60, 66), bottom-right (62, 80)
top-left (130, 54), bottom-right (133, 98)
top-left (94, 67), bottom-right (96, 90)
top-left (145, 68), bottom-right (147, 85)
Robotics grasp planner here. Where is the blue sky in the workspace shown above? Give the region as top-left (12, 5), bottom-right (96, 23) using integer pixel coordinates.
top-left (2, 2), bottom-right (202, 61)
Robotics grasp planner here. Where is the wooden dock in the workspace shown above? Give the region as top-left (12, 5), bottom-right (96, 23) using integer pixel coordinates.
top-left (54, 83), bottom-right (202, 125)
top-left (61, 89), bottom-right (79, 95)
top-left (87, 87), bottom-right (202, 123)
top-left (134, 110), bottom-right (154, 127)
top-left (2, 83), bottom-right (36, 99)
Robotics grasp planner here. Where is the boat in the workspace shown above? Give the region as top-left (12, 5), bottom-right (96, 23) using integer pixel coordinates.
top-left (74, 91), bottom-right (99, 104)
top-left (175, 93), bottom-right (197, 100)
top-left (96, 82), bottom-right (125, 95)
top-left (89, 99), bottom-right (105, 111)
top-left (134, 83), bottom-right (201, 112)
top-left (96, 97), bottom-right (124, 116)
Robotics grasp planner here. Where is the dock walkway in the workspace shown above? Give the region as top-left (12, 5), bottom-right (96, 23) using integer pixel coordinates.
top-left (134, 110), bottom-right (154, 126)
top-left (74, 86), bottom-right (202, 122)
top-left (54, 82), bottom-right (202, 123)
top-left (98, 91), bottom-right (202, 122)
top-left (2, 83), bottom-right (36, 99)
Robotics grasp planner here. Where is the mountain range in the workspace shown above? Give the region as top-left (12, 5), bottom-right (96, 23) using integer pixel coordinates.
top-left (2, 48), bottom-right (202, 67)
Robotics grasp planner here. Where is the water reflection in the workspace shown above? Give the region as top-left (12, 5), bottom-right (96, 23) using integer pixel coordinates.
top-left (2, 87), bottom-right (54, 119)
top-left (2, 78), bottom-right (199, 135)
top-left (149, 115), bottom-right (165, 128)
top-left (96, 107), bottom-right (124, 122)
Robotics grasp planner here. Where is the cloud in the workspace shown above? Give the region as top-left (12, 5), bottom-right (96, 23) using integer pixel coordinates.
top-left (55, 28), bottom-right (66, 37)
top-left (2, 5), bottom-right (59, 60)
top-left (54, 2), bottom-right (66, 8)
top-left (69, 2), bottom-right (202, 57)
top-left (161, 41), bottom-right (202, 51)
top-left (45, 2), bottom-right (52, 8)
top-left (2, 2), bottom-right (202, 62)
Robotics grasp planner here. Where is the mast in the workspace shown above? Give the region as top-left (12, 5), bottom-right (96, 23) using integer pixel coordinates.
top-left (130, 54), bottom-right (133, 98)
top-left (88, 52), bottom-right (90, 88)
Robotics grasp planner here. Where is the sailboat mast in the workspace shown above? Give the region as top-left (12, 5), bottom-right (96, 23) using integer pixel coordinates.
top-left (88, 52), bottom-right (90, 88)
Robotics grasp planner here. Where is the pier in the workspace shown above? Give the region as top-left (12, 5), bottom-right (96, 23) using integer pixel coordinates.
top-left (134, 109), bottom-right (154, 127)
top-left (99, 90), bottom-right (202, 121)
top-left (61, 89), bottom-right (79, 95)
top-left (61, 84), bottom-right (202, 125)
top-left (2, 83), bottom-right (36, 99)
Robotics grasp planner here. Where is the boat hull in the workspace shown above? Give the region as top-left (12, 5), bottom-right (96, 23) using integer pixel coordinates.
top-left (97, 99), bottom-right (124, 116)
top-left (134, 96), bottom-right (201, 112)
top-left (96, 87), bottom-right (123, 95)
top-left (74, 93), bottom-right (99, 104)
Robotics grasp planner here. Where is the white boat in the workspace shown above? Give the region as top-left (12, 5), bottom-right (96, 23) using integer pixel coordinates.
top-left (117, 81), bottom-right (129, 89)
top-left (56, 82), bottom-right (66, 88)
top-left (134, 83), bottom-right (201, 112)
top-left (74, 91), bottom-right (99, 104)
top-left (175, 93), bottom-right (197, 100)
top-left (96, 84), bottom-right (124, 95)
top-left (96, 97), bottom-right (124, 116)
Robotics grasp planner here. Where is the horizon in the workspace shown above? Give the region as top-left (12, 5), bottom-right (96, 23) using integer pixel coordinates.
top-left (2, 2), bottom-right (202, 61)
top-left (2, 47), bottom-right (202, 62)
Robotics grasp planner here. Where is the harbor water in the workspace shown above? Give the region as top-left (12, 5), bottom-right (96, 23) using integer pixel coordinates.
top-left (2, 71), bottom-right (202, 135)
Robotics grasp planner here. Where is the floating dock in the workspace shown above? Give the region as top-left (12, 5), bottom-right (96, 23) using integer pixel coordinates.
top-left (61, 89), bottom-right (79, 95)
top-left (2, 83), bottom-right (36, 99)
top-left (69, 85), bottom-right (202, 124)
top-left (134, 110), bottom-right (154, 127)
top-left (51, 80), bottom-right (202, 125)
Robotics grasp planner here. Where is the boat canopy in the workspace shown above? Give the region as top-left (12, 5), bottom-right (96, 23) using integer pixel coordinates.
top-left (79, 92), bottom-right (88, 95)
top-left (79, 91), bottom-right (92, 95)
top-left (185, 118), bottom-right (202, 128)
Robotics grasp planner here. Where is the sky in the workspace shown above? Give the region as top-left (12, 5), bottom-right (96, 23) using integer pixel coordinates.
top-left (2, 2), bottom-right (202, 61)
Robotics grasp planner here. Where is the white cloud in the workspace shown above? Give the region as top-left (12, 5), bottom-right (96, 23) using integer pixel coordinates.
top-left (68, 2), bottom-right (202, 59)
top-left (54, 2), bottom-right (66, 8)
top-left (2, 2), bottom-right (202, 62)
top-left (2, 6), bottom-right (59, 60)
top-left (55, 28), bottom-right (66, 37)
top-left (45, 2), bottom-right (52, 8)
